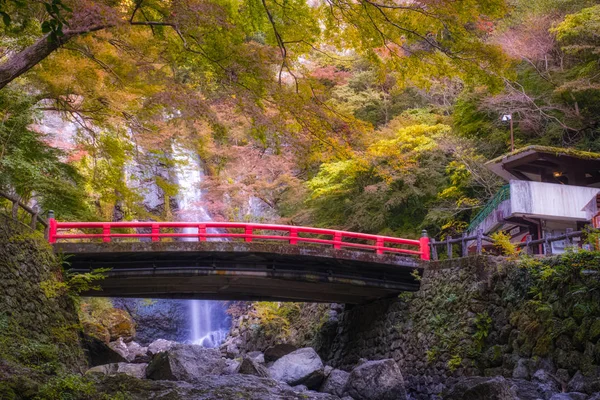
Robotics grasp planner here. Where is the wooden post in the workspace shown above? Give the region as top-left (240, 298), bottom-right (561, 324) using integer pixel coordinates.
top-left (565, 228), bottom-right (573, 249)
top-left (245, 226), bottom-right (253, 242)
top-left (11, 200), bottom-right (18, 219)
top-left (446, 235), bottom-right (452, 259)
top-left (525, 234), bottom-right (532, 255)
top-left (30, 212), bottom-right (38, 230)
top-left (476, 229), bottom-right (483, 255)
top-left (47, 211), bottom-right (56, 243)
top-left (543, 232), bottom-right (553, 255)
top-left (375, 236), bottom-right (383, 254)
top-left (461, 233), bottom-right (467, 257)
top-left (431, 239), bottom-right (438, 261)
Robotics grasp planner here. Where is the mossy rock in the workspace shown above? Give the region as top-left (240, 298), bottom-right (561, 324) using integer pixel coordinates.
top-left (83, 321), bottom-right (110, 344)
top-left (589, 319), bottom-right (600, 343)
top-left (98, 309), bottom-right (135, 341)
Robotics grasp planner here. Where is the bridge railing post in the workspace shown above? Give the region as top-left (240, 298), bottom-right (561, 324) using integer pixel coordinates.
top-left (151, 223), bottom-right (159, 242)
top-left (102, 223), bottom-right (111, 243)
top-left (334, 232), bottom-right (343, 250)
top-left (198, 224), bottom-right (206, 241)
top-left (375, 237), bottom-right (383, 254)
top-left (245, 226), bottom-right (253, 242)
top-left (420, 230), bottom-right (430, 261)
top-left (289, 228), bottom-right (298, 245)
top-left (47, 210), bottom-right (56, 243)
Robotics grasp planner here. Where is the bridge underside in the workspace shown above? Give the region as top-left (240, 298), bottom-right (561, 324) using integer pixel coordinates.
top-left (55, 242), bottom-right (423, 304)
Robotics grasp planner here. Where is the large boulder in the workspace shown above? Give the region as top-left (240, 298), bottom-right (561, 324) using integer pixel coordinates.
top-left (344, 359), bottom-right (406, 400)
top-left (268, 347), bottom-right (324, 389)
top-left (146, 344), bottom-right (226, 382)
top-left (82, 321), bottom-right (110, 344)
top-left (264, 344), bottom-right (297, 363)
top-left (148, 339), bottom-right (178, 355)
top-left (548, 394), bottom-right (588, 400)
top-left (99, 308), bottom-right (136, 341)
top-left (445, 376), bottom-right (518, 400)
top-left (320, 369), bottom-right (350, 397)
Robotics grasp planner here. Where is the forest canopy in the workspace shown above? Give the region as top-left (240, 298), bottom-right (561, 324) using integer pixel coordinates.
top-left (0, 0), bottom-right (599, 238)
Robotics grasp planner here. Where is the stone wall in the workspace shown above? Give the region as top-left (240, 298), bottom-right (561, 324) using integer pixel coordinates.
top-left (323, 254), bottom-right (600, 399)
top-left (0, 213), bottom-right (84, 369)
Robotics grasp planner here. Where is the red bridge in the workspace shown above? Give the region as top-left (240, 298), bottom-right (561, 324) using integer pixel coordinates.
top-left (50, 219), bottom-right (429, 304)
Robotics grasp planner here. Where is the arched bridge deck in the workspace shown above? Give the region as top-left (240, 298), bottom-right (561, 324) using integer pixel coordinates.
top-left (50, 220), bottom-right (430, 304)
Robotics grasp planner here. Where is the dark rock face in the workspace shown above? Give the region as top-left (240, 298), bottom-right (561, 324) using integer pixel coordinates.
top-left (320, 369), bottom-right (349, 397)
top-left (343, 359), bottom-right (406, 400)
top-left (268, 347), bottom-right (325, 389)
top-left (96, 373), bottom-right (340, 400)
top-left (146, 344), bottom-right (226, 382)
top-left (265, 344), bottom-right (298, 362)
top-left (237, 357), bottom-right (269, 378)
top-left (445, 376), bottom-right (518, 400)
top-left (82, 335), bottom-right (128, 367)
top-left (86, 362), bottom-right (147, 379)
top-left (112, 298), bottom-right (191, 344)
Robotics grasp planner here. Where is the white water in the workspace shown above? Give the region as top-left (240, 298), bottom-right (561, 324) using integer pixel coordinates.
top-left (172, 144), bottom-right (229, 348)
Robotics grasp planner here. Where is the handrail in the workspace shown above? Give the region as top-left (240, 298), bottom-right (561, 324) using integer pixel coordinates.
top-left (467, 184), bottom-right (510, 233)
top-left (0, 191), bottom-right (48, 230)
top-left (48, 220), bottom-right (431, 260)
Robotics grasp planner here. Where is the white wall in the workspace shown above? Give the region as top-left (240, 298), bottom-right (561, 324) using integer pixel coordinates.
top-left (510, 180), bottom-right (600, 221)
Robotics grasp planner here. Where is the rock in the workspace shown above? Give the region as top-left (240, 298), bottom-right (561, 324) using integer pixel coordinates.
top-left (82, 334), bottom-right (128, 367)
top-left (513, 358), bottom-right (530, 379)
top-left (264, 343), bottom-right (297, 362)
top-left (99, 308), bottom-right (136, 341)
top-left (293, 384), bottom-right (309, 392)
top-left (344, 359), bottom-right (406, 400)
top-left (108, 338), bottom-right (148, 362)
top-left (268, 347), bottom-right (324, 389)
top-left (96, 373), bottom-right (340, 399)
top-left (223, 359), bottom-right (241, 375)
top-left (147, 339), bottom-right (178, 355)
top-left (532, 369), bottom-right (561, 399)
top-left (549, 394), bottom-right (588, 400)
top-left (568, 372), bottom-right (586, 393)
top-left (238, 357), bottom-right (269, 378)
top-left (324, 365), bottom-right (333, 377)
top-left (86, 363), bottom-right (147, 379)
top-left (588, 393), bottom-right (600, 400)
top-left (116, 363), bottom-right (147, 379)
top-left (146, 344), bottom-right (226, 382)
top-left (83, 320), bottom-right (110, 344)
top-left (508, 379), bottom-right (544, 400)
top-left (247, 351), bottom-right (265, 364)
top-left (320, 369), bottom-right (349, 397)
top-left (445, 376), bottom-right (518, 400)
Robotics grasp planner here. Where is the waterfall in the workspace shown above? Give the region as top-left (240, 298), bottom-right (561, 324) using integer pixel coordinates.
top-left (172, 144), bottom-right (230, 347)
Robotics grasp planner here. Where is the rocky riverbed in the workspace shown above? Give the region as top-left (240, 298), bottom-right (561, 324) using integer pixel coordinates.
top-left (85, 336), bottom-right (600, 400)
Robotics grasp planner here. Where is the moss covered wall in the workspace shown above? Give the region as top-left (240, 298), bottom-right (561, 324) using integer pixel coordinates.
top-left (323, 254), bottom-right (600, 399)
top-left (0, 213), bottom-right (85, 397)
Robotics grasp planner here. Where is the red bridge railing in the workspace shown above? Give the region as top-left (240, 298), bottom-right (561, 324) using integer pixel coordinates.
top-left (48, 219), bottom-right (430, 260)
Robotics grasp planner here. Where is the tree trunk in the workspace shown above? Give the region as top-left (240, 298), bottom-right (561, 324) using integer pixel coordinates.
top-left (0, 26), bottom-right (108, 89)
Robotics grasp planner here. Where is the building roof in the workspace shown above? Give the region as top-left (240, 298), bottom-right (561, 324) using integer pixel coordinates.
top-left (485, 145), bottom-right (600, 186)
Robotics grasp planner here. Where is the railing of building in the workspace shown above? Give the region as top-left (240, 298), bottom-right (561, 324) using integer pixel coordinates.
top-left (467, 184), bottom-right (510, 233)
top-left (430, 228), bottom-right (592, 260)
top-left (48, 220), bottom-right (432, 260)
top-left (0, 191), bottom-right (49, 233)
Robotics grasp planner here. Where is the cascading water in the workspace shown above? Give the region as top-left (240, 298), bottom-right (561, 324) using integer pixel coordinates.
top-left (172, 144), bottom-right (230, 348)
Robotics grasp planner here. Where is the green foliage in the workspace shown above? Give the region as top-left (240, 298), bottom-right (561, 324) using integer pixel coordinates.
top-left (252, 302), bottom-right (302, 338)
top-left (35, 374), bottom-right (95, 400)
top-left (473, 312), bottom-right (492, 351)
top-left (0, 88), bottom-right (92, 220)
top-left (447, 354), bottom-right (462, 372)
top-left (41, 269), bottom-right (109, 302)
